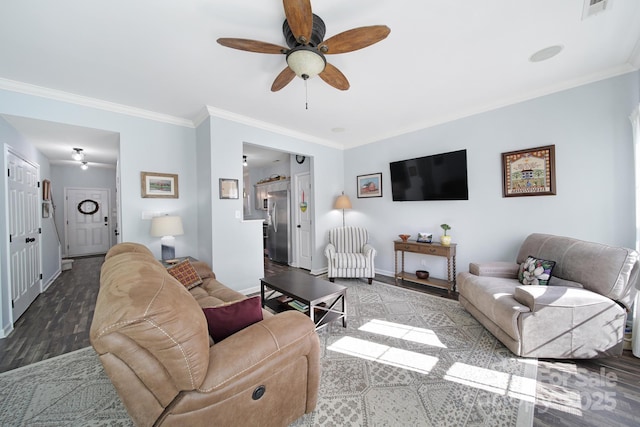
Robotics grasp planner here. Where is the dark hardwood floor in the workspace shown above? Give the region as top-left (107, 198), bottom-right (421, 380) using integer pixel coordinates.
top-left (0, 255), bottom-right (103, 372)
top-left (1, 254), bottom-right (639, 426)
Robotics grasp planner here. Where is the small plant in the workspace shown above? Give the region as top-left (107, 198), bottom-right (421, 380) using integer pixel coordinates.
top-left (440, 223), bottom-right (451, 236)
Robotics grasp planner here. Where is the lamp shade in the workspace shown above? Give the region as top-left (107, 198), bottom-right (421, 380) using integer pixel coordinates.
top-left (286, 46), bottom-right (326, 79)
top-left (334, 194), bottom-right (352, 210)
top-left (150, 215), bottom-right (184, 237)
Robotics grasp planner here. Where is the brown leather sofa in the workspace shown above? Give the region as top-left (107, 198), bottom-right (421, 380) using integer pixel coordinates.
top-left (90, 242), bottom-right (320, 426)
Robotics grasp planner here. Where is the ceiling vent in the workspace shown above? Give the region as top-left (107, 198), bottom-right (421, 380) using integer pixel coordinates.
top-left (582, 0), bottom-right (610, 20)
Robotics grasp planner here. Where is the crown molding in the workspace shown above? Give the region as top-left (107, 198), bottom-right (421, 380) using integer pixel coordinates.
top-left (0, 78), bottom-right (194, 128)
top-left (199, 105), bottom-right (343, 150)
top-left (343, 64), bottom-right (638, 150)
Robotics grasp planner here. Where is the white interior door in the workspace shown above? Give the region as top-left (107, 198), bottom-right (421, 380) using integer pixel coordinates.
top-left (7, 150), bottom-right (41, 322)
top-left (294, 172), bottom-right (312, 270)
top-left (65, 188), bottom-right (111, 256)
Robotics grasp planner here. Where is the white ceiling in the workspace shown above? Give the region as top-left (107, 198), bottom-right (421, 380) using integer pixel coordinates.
top-left (1, 0), bottom-right (639, 162)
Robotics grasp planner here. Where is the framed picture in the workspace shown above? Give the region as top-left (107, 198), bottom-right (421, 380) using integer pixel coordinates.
top-left (141, 172), bottom-right (179, 198)
top-left (219, 178), bottom-right (239, 199)
top-left (42, 179), bottom-right (51, 201)
top-left (417, 232), bottom-right (433, 243)
top-left (357, 173), bottom-right (383, 198)
top-left (502, 145), bottom-right (556, 197)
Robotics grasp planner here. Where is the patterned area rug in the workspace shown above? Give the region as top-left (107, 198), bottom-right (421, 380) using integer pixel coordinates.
top-left (0, 279), bottom-right (537, 426)
top-left (0, 346), bottom-right (131, 426)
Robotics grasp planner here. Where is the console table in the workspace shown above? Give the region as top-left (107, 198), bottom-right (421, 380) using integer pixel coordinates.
top-left (394, 240), bottom-right (457, 294)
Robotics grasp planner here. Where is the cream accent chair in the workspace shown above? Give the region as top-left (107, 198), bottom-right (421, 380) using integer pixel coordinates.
top-left (325, 226), bottom-right (377, 284)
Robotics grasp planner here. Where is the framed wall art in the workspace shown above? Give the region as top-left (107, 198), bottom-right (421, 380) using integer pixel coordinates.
top-left (42, 179), bottom-right (51, 201)
top-left (219, 178), bottom-right (239, 199)
top-left (502, 145), bottom-right (556, 197)
top-left (141, 172), bottom-right (179, 198)
top-left (357, 173), bottom-right (383, 198)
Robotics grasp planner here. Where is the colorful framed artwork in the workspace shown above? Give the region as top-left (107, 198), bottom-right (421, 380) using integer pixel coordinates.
top-left (502, 145), bottom-right (556, 197)
top-left (357, 173), bottom-right (383, 198)
top-left (141, 172), bottom-right (179, 198)
top-left (219, 178), bottom-right (239, 199)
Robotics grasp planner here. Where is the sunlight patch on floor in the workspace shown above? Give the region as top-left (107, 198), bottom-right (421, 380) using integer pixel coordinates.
top-left (358, 319), bottom-right (447, 348)
top-left (327, 336), bottom-right (439, 374)
top-left (444, 361), bottom-right (537, 403)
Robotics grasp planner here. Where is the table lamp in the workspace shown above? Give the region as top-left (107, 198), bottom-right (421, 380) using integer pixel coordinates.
top-left (150, 215), bottom-right (184, 260)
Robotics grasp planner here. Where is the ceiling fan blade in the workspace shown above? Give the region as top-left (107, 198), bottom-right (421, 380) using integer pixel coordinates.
top-left (271, 67), bottom-right (296, 92)
top-left (283, 0), bottom-right (313, 43)
top-left (318, 63), bottom-right (350, 91)
top-left (217, 38), bottom-right (287, 54)
top-left (319, 25), bottom-right (391, 54)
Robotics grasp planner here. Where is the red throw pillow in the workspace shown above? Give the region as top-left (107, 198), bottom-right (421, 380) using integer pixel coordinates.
top-left (167, 260), bottom-right (203, 290)
top-left (202, 296), bottom-right (263, 342)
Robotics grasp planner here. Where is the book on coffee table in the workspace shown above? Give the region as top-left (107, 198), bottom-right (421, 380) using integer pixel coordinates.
top-left (288, 300), bottom-right (309, 312)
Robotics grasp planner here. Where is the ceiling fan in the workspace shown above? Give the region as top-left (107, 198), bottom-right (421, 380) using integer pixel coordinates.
top-left (217, 0), bottom-right (390, 92)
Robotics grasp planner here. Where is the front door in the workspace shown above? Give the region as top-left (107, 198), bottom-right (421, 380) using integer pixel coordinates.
top-left (7, 150), bottom-right (41, 321)
top-left (294, 172), bottom-right (312, 270)
top-left (65, 188), bottom-right (111, 256)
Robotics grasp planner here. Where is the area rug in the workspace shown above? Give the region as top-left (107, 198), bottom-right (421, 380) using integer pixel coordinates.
top-left (0, 278), bottom-right (537, 426)
top-left (0, 346), bottom-right (131, 426)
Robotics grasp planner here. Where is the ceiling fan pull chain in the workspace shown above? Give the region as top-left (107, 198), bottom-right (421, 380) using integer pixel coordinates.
top-left (305, 79), bottom-right (309, 110)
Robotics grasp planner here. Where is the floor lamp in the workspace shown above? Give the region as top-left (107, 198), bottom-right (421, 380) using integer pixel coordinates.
top-left (334, 192), bottom-right (352, 227)
top-left (150, 215), bottom-right (184, 260)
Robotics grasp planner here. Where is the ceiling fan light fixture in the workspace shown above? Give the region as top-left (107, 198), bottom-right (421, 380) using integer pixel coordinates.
top-left (286, 46), bottom-right (326, 79)
top-left (80, 161), bottom-right (89, 170)
top-left (71, 147), bottom-right (84, 161)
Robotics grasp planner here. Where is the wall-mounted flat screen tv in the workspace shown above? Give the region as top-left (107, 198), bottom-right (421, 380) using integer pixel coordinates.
top-left (389, 149), bottom-right (469, 201)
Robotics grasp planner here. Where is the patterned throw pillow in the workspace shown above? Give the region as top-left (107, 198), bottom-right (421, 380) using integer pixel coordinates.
top-left (518, 256), bottom-right (556, 286)
top-left (202, 296), bottom-right (263, 342)
top-left (167, 259), bottom-right (203, 289)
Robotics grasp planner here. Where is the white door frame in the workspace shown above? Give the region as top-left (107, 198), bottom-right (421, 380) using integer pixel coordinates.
top-left (293, 171), bottom-right (312, 270)
top-left (64, 187), bottom-right (112, 257)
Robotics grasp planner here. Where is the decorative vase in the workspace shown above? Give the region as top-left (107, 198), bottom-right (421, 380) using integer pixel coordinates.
top-left (440, 235), bottom-right (451, 246)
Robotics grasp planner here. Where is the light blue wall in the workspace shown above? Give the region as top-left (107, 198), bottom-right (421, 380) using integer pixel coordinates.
top-left (345, 71), bottom-right (640, 280)
top-left (195, 118), bottom-right (213, 266)
top-left (203, 116), bottom-right (344, 291)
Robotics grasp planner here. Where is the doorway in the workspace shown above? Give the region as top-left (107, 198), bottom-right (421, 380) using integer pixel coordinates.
top-left (65, 187), bottom-right (111, 256)
top-left (294, 172), bottom-right (312, 270)
top-left (242, 144), bottom-right (314, 271)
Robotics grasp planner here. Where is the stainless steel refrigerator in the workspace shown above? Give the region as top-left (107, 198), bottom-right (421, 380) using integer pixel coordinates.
top-left (267, 189), bottom-right (290, 264)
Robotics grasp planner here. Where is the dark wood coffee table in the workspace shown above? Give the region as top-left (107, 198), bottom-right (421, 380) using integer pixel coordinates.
top-left (260, 271), bottom-right (347, 330)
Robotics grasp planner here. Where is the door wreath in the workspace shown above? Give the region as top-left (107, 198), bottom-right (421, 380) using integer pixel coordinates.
top-left (77, 199), bottom-right (99, 215)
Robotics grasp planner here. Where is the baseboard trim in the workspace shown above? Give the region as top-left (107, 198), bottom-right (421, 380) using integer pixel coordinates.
top-left (42, 269), bottom-right (61, 292)
top-left (0, 322), bottom-right (14, 339)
